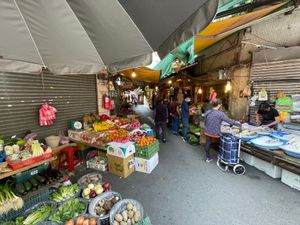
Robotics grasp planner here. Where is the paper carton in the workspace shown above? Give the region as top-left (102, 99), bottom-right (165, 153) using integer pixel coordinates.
top-left (107, 154), bottom-right (135, 178)
top-left (135, 153), bottom-right (159, 174)
top-left (106, 142), bottom-right (135, 158)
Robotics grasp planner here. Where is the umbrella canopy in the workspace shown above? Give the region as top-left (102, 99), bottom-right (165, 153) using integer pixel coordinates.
top-left (0, 0), bottom-right (218, 75)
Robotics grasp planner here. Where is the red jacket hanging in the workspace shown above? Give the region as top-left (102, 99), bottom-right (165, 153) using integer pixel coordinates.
top-left (39, 102), bottom-right (57, 126)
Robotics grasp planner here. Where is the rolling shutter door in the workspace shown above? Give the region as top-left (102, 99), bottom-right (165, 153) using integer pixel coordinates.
top-left (0, 72), bottom-right (97, 139)
top-left (250, 59), bottom-right (300, 122)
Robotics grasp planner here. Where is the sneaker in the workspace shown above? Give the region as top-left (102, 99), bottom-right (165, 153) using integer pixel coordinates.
top-left (162, 139), bottom-right (167, 143)
top-left (181, 136), bottom-right (187, 143)
top-left (206, 157), bottom-right (213, 163)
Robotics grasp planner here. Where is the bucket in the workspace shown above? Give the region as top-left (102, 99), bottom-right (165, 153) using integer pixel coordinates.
top-left (45, 136), bottom-right (60, 148)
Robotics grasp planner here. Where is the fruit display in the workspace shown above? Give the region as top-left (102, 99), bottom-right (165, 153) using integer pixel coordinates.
top-left (93, 121), bottom-right (115, 132)
top-left (64, 215), bottom-right (97, 225)
top-left (82, 183), bottom-right (104, 200)
top-left (136, 137), bottom-right (156, 147)
top-left (105, 129), bottom-right (129, 142)
top-left (129, 131), bottom-right (146, 143)
top-left (16, 202), bottom-right (56, 225)
top-left (112, 202), bottom-right (142, 225)
top-left (0, 183), bottom-right (24, 214)
top-left (91, 193), bottom-right (121, 217)
top-left (49, 198), bottom-right (86, 224)
top-left (51, 184), bottom-right (80, 203)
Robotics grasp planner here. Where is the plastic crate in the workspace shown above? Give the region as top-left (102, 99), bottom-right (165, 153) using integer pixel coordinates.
top-left (135, 140), bottom-right (159, 160)
top-left (11, 162), bottom-right (49, 183)
top-left (0, 187), bottom-right (50, 221)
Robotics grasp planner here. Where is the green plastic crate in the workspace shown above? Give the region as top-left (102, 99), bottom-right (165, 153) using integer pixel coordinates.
top-left (135, 140), bottom-right (159, 160)
top-left (0, 187), bottom-right (50, 221)
top-left (11, 162), bottom-right (49, 183)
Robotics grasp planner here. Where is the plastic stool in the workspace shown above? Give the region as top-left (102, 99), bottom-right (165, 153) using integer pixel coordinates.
top-left (58, 146), bottom-right (82, 172)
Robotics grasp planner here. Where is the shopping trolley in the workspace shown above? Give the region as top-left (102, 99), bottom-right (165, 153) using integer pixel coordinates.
top-left (217, 134), bottom-right (246, 175)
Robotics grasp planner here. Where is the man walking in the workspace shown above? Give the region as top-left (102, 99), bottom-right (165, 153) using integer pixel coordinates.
top-left (170, 97), bottom-right (180, 135)
top-left (181, 95), bottom-right (191, 143)
top-left (154, 98), bottom-right (168, 143)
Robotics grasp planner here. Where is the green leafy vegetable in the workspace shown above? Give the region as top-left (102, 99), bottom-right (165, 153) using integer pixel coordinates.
top-left (50, 184), bottom-right (80, 203)
top-left (49, 198), bottom-right (86, 224)
top-left (22, 204), bottom-right (55, 225)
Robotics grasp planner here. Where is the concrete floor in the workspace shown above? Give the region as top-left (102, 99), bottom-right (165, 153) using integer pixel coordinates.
top-left (77, 106), bottom-right (300, 225)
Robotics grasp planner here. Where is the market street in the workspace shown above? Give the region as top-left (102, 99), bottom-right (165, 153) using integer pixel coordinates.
top-left (98, 132), bottom-right (300, 225)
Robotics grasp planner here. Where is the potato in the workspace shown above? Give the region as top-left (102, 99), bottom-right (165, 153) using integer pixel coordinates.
top-left (120, 222), bottom-right (127, 225)
top-left (127, 203), bottom-right (133, 211)
top-left (113, 221), bottom-right (120, 225)
top-left (115, 214), bottom-right (123, 222)
top-left (135, 211), bottom-right (141, 219)
top-left (128, 210), bottom-right (134, 219)
top-left (132, 206), bottom-right (137, 213)
top-left (131, 218), bottom-right (135, 224)
top-left (134, 214), bottom-right (140, 223)
top-left (122, 210), bottom-right (128, 221)
top-left (127, 220), bottom-right (132, 225)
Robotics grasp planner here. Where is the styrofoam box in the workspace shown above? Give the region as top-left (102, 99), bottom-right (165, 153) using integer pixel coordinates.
top-left (253, 157), bottom-right (282, 178)
top-left (240, 152), bottom-right (255, 166)
top-left (281, 169), bottom-right (300, 191)
top-left (135, 152), bottom-right (159, 174)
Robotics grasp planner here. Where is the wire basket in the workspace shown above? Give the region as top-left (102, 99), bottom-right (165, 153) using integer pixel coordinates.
top-left (77, 172), bottom-right (103, 189)
top-left (0, 187), bottom-right (50, 221)
top-left (23, 201), bottom-right (57, 225)
top-left (50, 184), bottom-right (81, 205)
top-left (89, 191), bottom-right (122, 225)
top-left (109, 199), bottom-right (144, 225)
top-left (49, 198), bottom-right (88, 224)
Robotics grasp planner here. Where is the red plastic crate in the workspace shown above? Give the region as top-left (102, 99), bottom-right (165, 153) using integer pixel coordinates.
top-left (8, 152), bottom-right (53, 170)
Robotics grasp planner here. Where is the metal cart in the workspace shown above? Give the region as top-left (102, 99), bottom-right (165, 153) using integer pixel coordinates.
top-left (217, 134), bottom-right (246, 175)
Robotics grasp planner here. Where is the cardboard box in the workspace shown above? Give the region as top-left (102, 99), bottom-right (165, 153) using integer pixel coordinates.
top-left (253, 157), bottom-right (282, 178)
top-left (107, 154), bottom-right (135, 178)
top-left (240, 152), bottom-right (255, 166)
top-left (135, 153), bottom-right (159, 174)
top-left (281, 169), bottom-right (300, 191)
top-left (106, 142), bottom-right (135, 158)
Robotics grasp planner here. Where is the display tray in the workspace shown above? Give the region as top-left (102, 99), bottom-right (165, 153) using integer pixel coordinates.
top-left (250, 136), bottom-right (285, 150)
top-left (279, 145), bottom-right (300, 158)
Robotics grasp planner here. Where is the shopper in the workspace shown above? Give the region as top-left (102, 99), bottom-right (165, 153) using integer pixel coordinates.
top-left (204, 98), bottom-right (241, 162)
top-left (170, 97), bottom-right (180, 135)
top-left (154, 98), bottom-right (168, 143)
top-left (256, 102), bottom-right (280, 130)
top-left (181, 95), bottom-right (191, 143)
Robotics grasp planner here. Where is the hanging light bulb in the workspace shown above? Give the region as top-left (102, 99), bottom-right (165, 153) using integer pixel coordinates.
top-left (225, 81), bottom-right (232, 93)
top-left (198, 88), bottom-right (203, 94)
top-left (168, 80), bottom-right (172, 84)
top-left (131, 70), bottom-right (137, 78)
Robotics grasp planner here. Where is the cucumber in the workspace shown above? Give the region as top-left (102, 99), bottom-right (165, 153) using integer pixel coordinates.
top-left (15, 183), bottom-right (25, 195)
top-left (35, 174), bottom-right (46, 183)
top-left (29, 178), bottom-right (39, 188)
top-left (24, 181), bottom-right (32, 191)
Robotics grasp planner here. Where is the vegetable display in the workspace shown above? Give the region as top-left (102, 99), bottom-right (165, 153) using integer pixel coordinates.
top-left (93, 195), bottom-right (120, 217)
top-left (82, 183), bottom-right (104, 200)
top-left (49, 199), bottom-right (86, 224)
top-left (64, 215), bottom-right (97, 225)
top-left (51, 184), bottom-right (80, 203)
top-left (113, 203), bottom-right (141, 225)
top-left (21, 203), bottom-right (56, 225)
top-left (77, 173), bottom-right (102, 189)
top-left (0, 183), bottom-right (24, 214)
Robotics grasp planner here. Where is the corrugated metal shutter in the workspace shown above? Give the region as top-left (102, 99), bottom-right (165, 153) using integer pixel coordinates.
top-left (0, 72), bottom-right (97, 139)
top-left (250, 59), bottom-right (300, 122)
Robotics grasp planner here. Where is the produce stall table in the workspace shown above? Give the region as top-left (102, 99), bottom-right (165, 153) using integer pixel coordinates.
top-left (69, 137), bottom-right (106, 150)
top-left (0, 157), bottom-right (56, 180)
top-left (241, 143), bottom-right (300, 175)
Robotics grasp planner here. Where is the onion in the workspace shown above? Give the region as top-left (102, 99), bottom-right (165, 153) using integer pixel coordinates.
top-left (75, 216), bottom-right (84, 225)
top-left (89, 218), bottom-right (97, 225)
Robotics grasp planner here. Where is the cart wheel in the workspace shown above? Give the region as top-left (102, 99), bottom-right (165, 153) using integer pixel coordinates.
top-left (233, 164), bottom-right (246, 175)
